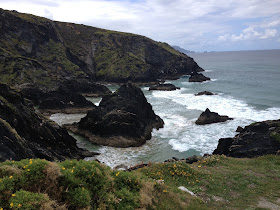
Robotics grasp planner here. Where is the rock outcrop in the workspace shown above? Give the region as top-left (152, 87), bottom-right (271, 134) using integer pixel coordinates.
top-left (195, 91), bottom-right (215, 96)
top-left (66, 83), bottom-right (164, 147)
top-left (213, 120), bottom-right (280, 158)
top-left (189, 72), bottom-right (210, 82)
top-left (195, 108), bottom-right (233, 125)
top-left (0, 8), bottom-right (204, 90)
top-left (149, 84), bottom-right (180, 91)
top-left (20, 80), bottom-right (111, 114)
top-left (0, 83), bottom-right (95, 162)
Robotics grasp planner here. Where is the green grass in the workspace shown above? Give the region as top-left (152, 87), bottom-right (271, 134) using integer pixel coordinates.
top-left (0, 156), bottom-right (280, 209)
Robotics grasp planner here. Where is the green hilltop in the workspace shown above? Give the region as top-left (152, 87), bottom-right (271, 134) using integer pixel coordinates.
top-left (0, 8), bottom-right (203, 90)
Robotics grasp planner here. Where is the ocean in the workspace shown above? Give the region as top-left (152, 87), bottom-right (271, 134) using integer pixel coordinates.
top-left (50, 49), bottom-right (280, 168)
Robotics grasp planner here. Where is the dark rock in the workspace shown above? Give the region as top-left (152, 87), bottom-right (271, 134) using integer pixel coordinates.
top-left (149, 83), bottom-right (180, 91)
top-left (186, 155), bottom-right (199, 164)
top-left (172, 157), bottom-right (179, 161)
top-left (213, 119), bottom-right (280, 158)
top-left (0, 83), bottom-right (96, 162)
top-left (195, 108), bottom-right (233, 125)
top-left (38, 86), bottom-right (95, 114)
top-left (66, 83), bottom-right (164, 147)
top-left (236, 126), bottom-right (244, 132)
top-left (195, 91), bottom-right (215, 96)
top-left (189, 72), bottom-right (210, 82)
top-left (61, 80), bottom-right (111, 97)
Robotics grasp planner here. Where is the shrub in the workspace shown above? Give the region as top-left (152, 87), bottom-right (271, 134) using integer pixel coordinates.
top-left (9, 189), bottom-right (49, 210)
top-left (66, 187), bottom-right (91, 208)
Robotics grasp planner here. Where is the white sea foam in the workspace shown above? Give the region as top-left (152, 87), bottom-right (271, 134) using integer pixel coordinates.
top-left (50, 113), bottom-right (86, 126)
top-left (151, 91), bottom-right (280, 154)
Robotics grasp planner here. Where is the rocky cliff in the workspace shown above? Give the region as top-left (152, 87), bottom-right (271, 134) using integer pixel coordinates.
top-left (0, 8), bottom-right (203, 89)
top-left (0, 83), bottom-right (95, 161)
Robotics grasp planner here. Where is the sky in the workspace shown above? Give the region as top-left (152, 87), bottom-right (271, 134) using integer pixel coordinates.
top-left (1, 0), bottom-right (280, 52)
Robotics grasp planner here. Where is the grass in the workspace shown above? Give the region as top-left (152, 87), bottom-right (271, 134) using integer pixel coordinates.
top-left (0, 156), bottom-right (279, 209)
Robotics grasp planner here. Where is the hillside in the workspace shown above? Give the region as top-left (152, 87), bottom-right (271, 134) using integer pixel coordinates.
top-left (0, 155), bottom-right (279, 209)
top-left (0, 9), bottom-right (203, 90)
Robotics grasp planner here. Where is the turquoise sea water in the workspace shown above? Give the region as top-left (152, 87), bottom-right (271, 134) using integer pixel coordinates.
top-left (50, 50), bottom-right (280, 168)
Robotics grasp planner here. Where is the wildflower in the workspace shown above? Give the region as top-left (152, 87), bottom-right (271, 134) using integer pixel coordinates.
top-left (29, 159), bottom-right (32, 164)
top-left (18, 204), bottom-right (22, 207)
top-left (12, 194), bottom-right (16, 197)
top-left (9, 176), bottom-right (13, 179)
top-left (10, 203), bottom-right (13, 207)
top-left (71, 169), bottom-right (74, 173)
top-left (198, 166), bottom-right (201, 168)
top-left (1, 207), bottom-right (3, 210)
top-left (27, 169), bottom-right (30, 171)
top-left (116, 172), bottom-right (120, 177)
top-left (163, 189), bottom-right (168, 193)
top-left (62, 167), bottom-right (65, 170)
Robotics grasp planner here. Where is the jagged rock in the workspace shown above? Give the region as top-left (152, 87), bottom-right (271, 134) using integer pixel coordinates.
top-left (38, 86), bottom-right (95, 115)
top-left (0, 83), bottom-right (96, 162)
top-left (0, 8), bottom-right (204, 89)
top-left (195, 91), bottom-right (215, 96)
top-left (236, 126), bottom-right (244, 132)
top-left (65, 83), bottom-right (164, 147)
top-left (149, 84), bottom-right (180, 91)
top-left (189, 72), bottom-right (210, 82)
top-left (61, 80), bottom-right (111, 97)
top-left (195, 108), bottom-right (233, 125)
top-left (185, 155), bottom-right (200, 164)
top-left (213, 120), bottom-right (280, 158)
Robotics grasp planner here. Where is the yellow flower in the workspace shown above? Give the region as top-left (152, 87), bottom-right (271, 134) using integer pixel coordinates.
top-left (163, 189), bottom-right (168, 193)
top-left (9, 176), bottom-right (13, 179)
top-left (1, 207), bottom-right (3, 210)
top-left (62, 167), bottom-right (65, 170)
top-left (71, 169), bottom-right (74, 173)
top-left (198, 166), bottom-right (201, 168)
top-left (18, 204), bottom-right (22, 207)
top-left (12, 194), bottom-right (16, 197)
top-left (27, 169), bottom-right (30, 171)
top-left (116, 172), bottom-right (120, 176)
top-left (10, 203), bottom-right (13, 207)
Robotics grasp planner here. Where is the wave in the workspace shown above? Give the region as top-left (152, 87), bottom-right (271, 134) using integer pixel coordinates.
top-left (150, 90), bottom-right (280, 154)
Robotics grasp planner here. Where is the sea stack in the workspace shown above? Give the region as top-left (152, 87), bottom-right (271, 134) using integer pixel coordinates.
top-left (195, 108), bottom-right (233, 125)
top-left (189, 72), bottom-right (210, 82)
top-left (66, 83), bottom-right (164, 147)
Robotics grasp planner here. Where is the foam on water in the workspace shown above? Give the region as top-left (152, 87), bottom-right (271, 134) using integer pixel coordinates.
top-left (50, 113), bottom-right (86, 126)
top-left (150, 89), bottom-right (280, 154)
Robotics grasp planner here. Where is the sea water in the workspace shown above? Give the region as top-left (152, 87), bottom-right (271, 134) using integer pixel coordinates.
top-left (50, 50), bottom-right (280, 168)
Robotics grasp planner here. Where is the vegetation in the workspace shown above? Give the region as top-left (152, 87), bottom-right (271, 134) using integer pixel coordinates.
top-left (0, 155), bottom-right (279, 209)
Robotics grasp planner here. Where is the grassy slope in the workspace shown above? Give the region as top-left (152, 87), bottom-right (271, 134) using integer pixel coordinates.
top-left (0, 155), bottom-right (279, 209)
top-left (0, 9), bottom-right (191, 86)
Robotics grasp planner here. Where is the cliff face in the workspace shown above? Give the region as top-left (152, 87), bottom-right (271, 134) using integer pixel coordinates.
top-left (0, 9), bottom-right (203, 89)
top-left (0, 83), bottom-right (94, 161)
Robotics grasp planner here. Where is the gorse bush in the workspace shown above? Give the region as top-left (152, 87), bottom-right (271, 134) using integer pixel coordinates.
top-left (0, 159), bottom-right (150, 209)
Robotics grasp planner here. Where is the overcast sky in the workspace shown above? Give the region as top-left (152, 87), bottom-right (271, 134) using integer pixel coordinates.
top-left (1, 0), bottom-right (280, 52)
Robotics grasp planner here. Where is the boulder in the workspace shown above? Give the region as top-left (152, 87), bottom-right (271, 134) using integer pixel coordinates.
top-left (236, 126), bottom-right (244, 132)
top-left (149, 83), bottom-right (180, 91)
top-left (195, 108), bottom-right (233, 125)
top-left (213, 120), bottom-right (280, 158)
top-left (189, 72), bottom-right (210, 82)
top-left (0, 83), bottom-right (96, 162)
top-left (195, 91), bottom-right (215, 96)
top-left (66, 83), bottom-right (164, 147)
top-left (38, 86), bottom-right (95, 115)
